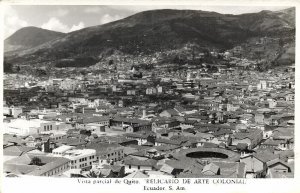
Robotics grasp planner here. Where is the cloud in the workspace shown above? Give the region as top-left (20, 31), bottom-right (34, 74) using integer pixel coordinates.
top-left (3, 5), bottom-right (29, 38)
top-left (100, 14), bottom-right (122, 24)
top-left (51, 9), bottom-right (70, 17)
top-left (41, 17), bottom-right (69, 32)
top-left (70, 21), bottom-right (85, 32)
top-left (84, 7), bottom-right (102, 13)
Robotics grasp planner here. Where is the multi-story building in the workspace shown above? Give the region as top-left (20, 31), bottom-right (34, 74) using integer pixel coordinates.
top-left (52, 145), bottom-right (96, 170)
top-left (4, 119), bottom-right (57, 136)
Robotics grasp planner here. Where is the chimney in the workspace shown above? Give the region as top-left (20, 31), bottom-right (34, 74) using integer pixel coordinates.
top-left (142, 110), bottom-right (146, 118)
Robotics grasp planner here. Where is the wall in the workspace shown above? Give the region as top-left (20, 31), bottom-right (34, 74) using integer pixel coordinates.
top-left (240, 156), bottom-right (264, 173)
top-left (42, 163), bottom-right (70, 177)
top-left (125, 165), bottom-right (153, 174)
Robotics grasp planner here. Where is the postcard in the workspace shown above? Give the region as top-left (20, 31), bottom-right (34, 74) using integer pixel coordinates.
top-left (1, 0), bottom-right (299, 193)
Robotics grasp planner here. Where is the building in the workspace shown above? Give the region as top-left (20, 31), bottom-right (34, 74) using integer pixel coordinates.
top-left (3, 106), bottom-right (23, 118)
top-left (4, 119), bottom-right (57, 136)
top-left (85, 142), bottom-right (124, 163)
top-left (4, 154), bottom-right (70, 177)
top-left (231, 129), bottom-right (263, 149)
top-left (75, 116), bottom-right (110, 129)
top-left (240, 151), bottom-right (278, 178)
top-left (124, 157), bottom-right (157, 174)
top-left (52, 145), bottom-right (96, 170)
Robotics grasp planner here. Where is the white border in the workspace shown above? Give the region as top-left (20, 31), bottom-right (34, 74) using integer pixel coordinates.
top-left (0, 1), bottom-right (299, 193)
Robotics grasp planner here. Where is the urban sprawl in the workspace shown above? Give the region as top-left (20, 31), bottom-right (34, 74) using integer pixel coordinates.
top-left (3, 47), bottom-right (295, 178)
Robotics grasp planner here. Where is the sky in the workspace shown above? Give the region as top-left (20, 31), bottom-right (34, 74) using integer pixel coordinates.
top-left (3, 5), bottom-right (290, 38)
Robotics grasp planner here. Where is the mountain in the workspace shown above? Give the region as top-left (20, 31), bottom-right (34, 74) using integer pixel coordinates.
top-left (4, 8), bottom-right (295, 68)
top-left (275, 7), bottom-right (296, 26)
top-left (4, 26), bottom-right (66, 52)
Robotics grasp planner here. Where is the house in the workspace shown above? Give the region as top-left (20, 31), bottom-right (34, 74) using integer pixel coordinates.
top-left (102, 165), bottom-right (125, 177)
top-left (259, 139), bottom-right (283, 150)
top-left (160, 159), bottom-right (201, 176)
top-left (178, 161), bottom-right (246, 178)
top-left (152, 117), bottom-right (180, 130)
top-left (231, 129), bottom-right (263, 149)
top-left (124, 157), bottom-right (157, 174)
top-left (266, 158), bottom-right (292, 178)
top-left (110, 117), bottom-right (152, 132)
top-left (124, 133), bottom-right (150, 145)
top-left (240, 150), bottom-right (278, 178)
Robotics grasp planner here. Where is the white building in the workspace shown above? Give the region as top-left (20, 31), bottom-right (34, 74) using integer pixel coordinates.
top-left (4, 119), bottom-right (56, 136)
top-left (52, 145), bottom-right (96, 170)
top-left (257, 80), bottom-right (267, 90)
top-left (3, 106), bottom-right (23, 118)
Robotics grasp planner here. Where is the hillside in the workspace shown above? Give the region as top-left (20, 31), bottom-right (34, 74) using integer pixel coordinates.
top-left (4, 26), bottom-right (66, 52)
top-left (4, 8), bottom-right (295, 69)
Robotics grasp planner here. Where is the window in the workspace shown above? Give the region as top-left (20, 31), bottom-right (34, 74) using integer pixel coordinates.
top-left (138, 166), bottom-right (140, 170)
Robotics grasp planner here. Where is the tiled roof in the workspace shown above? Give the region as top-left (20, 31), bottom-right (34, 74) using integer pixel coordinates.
top-left (202, 163), bottom-right (220, 174)
top-left (233, 129), bottom-right (262, 140)
top-left (4, 154), bottom-right (70, 176)
top-left (124, 157), bottom-right (157, 167)
top-left (164, 159), bottom-right (198, 170)
top-left (125, 171), bottom-right (149, 178)
top-left (4, 164), bottom-right (38, 175)
top-left (84, 142), bottom-right (123, 155)
top-left (3, 145), bottom-right (36, 156)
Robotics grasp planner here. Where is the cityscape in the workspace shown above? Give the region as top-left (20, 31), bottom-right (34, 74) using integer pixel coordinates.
top-left (3, 5), bottom-right (295, 179)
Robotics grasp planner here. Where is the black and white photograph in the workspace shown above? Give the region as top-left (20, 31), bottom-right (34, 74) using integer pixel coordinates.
top-left (1, 1), bottom-right (298, 191)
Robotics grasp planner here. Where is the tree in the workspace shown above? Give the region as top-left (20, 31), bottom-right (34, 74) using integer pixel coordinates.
top-left (30, 157), bottom-right (43, 166)
top-left (108, 59), bottom-right (114, 65)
